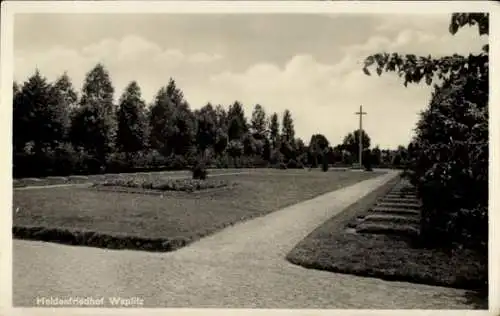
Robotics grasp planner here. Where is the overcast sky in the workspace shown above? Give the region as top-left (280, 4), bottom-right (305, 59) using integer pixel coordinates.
top-left (13, 13), bottom-right (487, 148)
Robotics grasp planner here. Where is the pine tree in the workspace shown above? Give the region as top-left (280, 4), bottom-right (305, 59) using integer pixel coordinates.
top-left (117, 81), bottom-right (147, 158)
top-left (14, 70), bottom-right (66, 155)
top-left (52, 72), bottom-right (78, 140)
top-left (281, 109), bottom-right (295, 143)
top-left (70, 63), bottom-right (116, 166)
top-left (269, 112), bottom-right (280, 150)
top-left (227, 101), bottom-right (248, 141)
top-left (148, 80), bottom-right (195, 158)
top-left (195, 102), bottom-right (218, 160)
top-left (251, 104), bottom-right (267, 140)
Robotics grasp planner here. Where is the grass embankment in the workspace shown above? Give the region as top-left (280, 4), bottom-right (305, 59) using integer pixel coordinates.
top-left (286, 176), bottom-right (487, 308)
top-left (13, 169), bottom-right (381, 252)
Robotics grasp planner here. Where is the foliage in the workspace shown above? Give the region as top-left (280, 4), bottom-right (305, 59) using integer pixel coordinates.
top-left (321, 150), bottom-right (329, 172)
top-left (286, 159), bottom-right (304, 169)
top-left (14, 70), bottom-right (68, 156)
top-left (342, 129), bottom-right (371, 162)
top-left (250, 104), bottom-right (267, 140)
top-left (362, 13), bottom-right (488, 254)
top-left (117, 81), bottom-right (147, 155)
top-left (362, 148), bottom-right (373, 171)
top-left (227, 101), bottom-right (248, 141)
top-left (268, 112), bottom-right (280, 149)
top-left (71, 64), bottom-right (116, 166)
top-left (99, 177), bottom-right (228, 192)
top-left (281, 109), bottom-right (295, 144)
top-left (191, 162), bottom-right (208, 180)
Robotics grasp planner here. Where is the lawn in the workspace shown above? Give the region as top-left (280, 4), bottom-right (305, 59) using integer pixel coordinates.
top-left (13, 169), bottom-right (382, 252)
top-left (285, 176), bottom-right (488, 309)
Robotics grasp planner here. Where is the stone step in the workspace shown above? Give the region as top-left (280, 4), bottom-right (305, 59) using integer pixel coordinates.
top-left (356, 222), bottom-right (420, 237)
top-left (379, 197), bottom-right (420, 203)
top-left (385, 193), bottom-right (418, 199)
top-left (363, 214), bottom-right (421, 225)
top-left (369, 207), bottom-right (420, 216)
top-left (375, 202), bottom-right (421, 210)
top-left (390, 187), bottom-right (416, 192)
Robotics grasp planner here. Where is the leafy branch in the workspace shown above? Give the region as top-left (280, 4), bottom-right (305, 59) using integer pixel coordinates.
top-left (361, 13), bottom-right (489, 87)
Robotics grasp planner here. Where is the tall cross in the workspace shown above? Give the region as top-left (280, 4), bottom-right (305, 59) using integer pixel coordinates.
top-left (355, 105), bottom-right (367, 168)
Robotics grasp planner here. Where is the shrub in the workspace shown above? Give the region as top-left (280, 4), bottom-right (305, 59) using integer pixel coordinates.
top-left (321, 153), bottom-right (329, 172)
top-left (215, 155), bottom-right (230, 168)
top-left (97, 177), bottom-right (229, 192)
top-left (167, 155), bottom-right (188, 170)
top-left (279, 162), bottom-right (287, 170)
top-left (287, 159), bottom-right (304, 169)
top-left (143, 150), bottom-right (168, 169)
top-left (105, 152), bottom-right (130, 173)
top-left (192, 162), bottom-right (208, 180)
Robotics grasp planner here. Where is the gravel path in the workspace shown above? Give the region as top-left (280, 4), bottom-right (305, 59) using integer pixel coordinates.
top-left (12, 170), bottom-right (473, 308)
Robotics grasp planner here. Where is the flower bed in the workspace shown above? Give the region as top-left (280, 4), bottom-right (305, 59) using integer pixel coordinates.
top-left (96, 177), bottom-right (230, 192)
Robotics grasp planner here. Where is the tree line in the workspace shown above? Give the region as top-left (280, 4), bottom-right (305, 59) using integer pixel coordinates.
top-left (13, 64), bottom-right (408, 178)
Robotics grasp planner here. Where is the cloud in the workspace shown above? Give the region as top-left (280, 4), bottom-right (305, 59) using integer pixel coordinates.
top-left (14, 35), bottom-right (224, 103)
top-left (200, 27), bottom-right (485, 148)
top-left (14, 22), bottom-right (486, 149)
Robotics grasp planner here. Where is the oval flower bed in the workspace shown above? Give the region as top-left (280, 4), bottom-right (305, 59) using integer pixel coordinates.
top-left (96, 177), bottom-right (230, 193)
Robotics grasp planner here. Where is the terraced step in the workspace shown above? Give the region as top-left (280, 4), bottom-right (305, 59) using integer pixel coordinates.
top-left (379, 197), bottom-right (420, 204)
top-left (363, 214), bottom-right (420, 225)
top-left (375, 202), bottom-right (421, 210)
top-left (369, 206), bottom-right (420, 216)
top-left (385, 193), bottom-right (418, 199)
top-left (356, 222), bottom-right (420, 238)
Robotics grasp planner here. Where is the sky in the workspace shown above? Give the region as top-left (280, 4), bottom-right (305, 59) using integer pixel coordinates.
top-left (13, 13), bottom-right (488, 149)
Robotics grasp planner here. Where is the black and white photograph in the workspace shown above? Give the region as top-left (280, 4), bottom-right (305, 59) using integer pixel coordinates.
top-left (2, 1), bottom-right (497, 312)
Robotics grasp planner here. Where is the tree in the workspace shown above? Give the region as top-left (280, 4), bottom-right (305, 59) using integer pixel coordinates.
top-left (13, 81), bottom-right (22, 154)
top-left (52, 72), bottom-right (78, 140)
top-left (116, 81), bottom-right (147, 159)
top-left (280, 109), bottom-right (296, 160)
top-left (281, 109), bottom-right (295, 144)
top-left (227, 140), bottom-right (244, 167)
top-left (149, 86), bottom-right (175, 155)
top-left (14, 70), bottom-right (66, 155)
top-left (171, 101), bottom-right (196, 157)
top-left (148, 80), bottom-right (196, 158)
top-left (268, 112), bottom-right (280, 149)
top-left (371, 145), bottom-right (382, 166)
top-left (242, 133), bottom-right (257, 156)
top-left (308, 134), bottom-right (329, 168)
top-left (342, 129), bottom-right (371, 163)
top-left (227, 101), bottom-right (248, 141)
top-left (295, 138), bottom-right (307, 164)
top-left (362, 13), bottom-right (488, 254)
top-left (70, 63), bottom-right (116, 166)
top-left (250, 104), bottom-right (267, 140)
top-left (195, 103), bottom-right (218, 160)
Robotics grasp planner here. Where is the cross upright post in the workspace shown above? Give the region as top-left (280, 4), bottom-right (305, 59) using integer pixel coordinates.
top-left (355, 105), bottom-right (367, 168)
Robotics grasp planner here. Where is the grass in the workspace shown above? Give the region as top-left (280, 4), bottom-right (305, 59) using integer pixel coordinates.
top-left (286, 176), bottom-right (488, 308)
top-left (13, 169), bottom-right (381, 252)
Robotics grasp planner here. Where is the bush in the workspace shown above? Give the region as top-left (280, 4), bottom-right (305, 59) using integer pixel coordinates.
top-left (276, 162), bottom-right (287, 170)
top-left (98, 177), bottom-right (229, 192)
top-left (215, 155), bottom-right (230, 168)
top-left (166, 155), bottom-right (188, 170)
top-left (287, 159), bottom-right (304, 169)
top-left (143, 150), bottom-right (168, 169)
top-left (407, 75), bottom-right (488, 251)
top-left (105, 152), bottom-right (131, 173)
top-left (321, 153), bottom-right (329, 172)
top-left (192, 162), bottom-right (208, 180)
